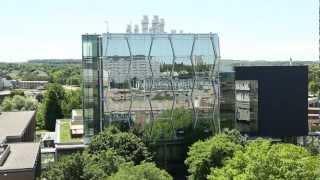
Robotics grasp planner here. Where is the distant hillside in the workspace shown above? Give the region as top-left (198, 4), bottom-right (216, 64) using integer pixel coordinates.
top-left (28, 59), bottom-right (81, 64)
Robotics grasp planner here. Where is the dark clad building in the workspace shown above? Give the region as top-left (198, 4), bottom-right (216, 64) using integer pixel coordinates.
top-left (234, 66), bottom-right (308, 137)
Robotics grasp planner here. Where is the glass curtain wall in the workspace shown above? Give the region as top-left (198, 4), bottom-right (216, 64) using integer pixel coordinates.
top-left (82, 35), bottom-right (104, 143)
top-left (101, 33), bottom-right (221, 141)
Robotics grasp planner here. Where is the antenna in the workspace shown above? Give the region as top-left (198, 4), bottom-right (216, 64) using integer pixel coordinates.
top-left (104, 20), bottom-right (109, 33)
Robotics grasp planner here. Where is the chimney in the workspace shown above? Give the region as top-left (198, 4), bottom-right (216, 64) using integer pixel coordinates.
top-left (134, 24), bottom-right (139, 33)
top-left (141, 15), bottom-right (149, 33)
top-left (126, 24), bottom-right (132, 33)
top-left (159, 18), bottom-right (165, 33)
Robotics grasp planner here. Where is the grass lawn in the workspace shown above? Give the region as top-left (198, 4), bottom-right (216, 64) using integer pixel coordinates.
top-left (59, 120), bottom-right (82, 143)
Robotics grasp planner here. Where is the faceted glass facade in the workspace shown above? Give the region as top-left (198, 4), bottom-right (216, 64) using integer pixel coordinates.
top-left (83, 33), bottom-right (221, 142)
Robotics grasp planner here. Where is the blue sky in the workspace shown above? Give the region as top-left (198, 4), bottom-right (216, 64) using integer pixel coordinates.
top-left (0, 0), bottom-right (318, 62)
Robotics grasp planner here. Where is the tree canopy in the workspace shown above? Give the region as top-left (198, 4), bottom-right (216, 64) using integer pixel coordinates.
top-left (108, 162), bottom-right (173, 180)
top-left (185, 130), bottom-right (244, 180)
top-left (88, 126), bottom-right (152, 164)
top-left (309, 64), bottom-right (320, 95)
top-left (41, 153), bottom-right (86, 180)
top-left (82, 150), bottom-right (126, 180)
top-left (61, 89), bottom-right (81, 117)
top-left (0, 95), bottom-right (37, 111)
top-left (208, 139), bottom-right (320, 180)
top-left (42, 83), bottom-right (65, 130)
top-left (42, 127), bottom-right (171, 180)
top-left (0, 62), bottom-right (81, 85)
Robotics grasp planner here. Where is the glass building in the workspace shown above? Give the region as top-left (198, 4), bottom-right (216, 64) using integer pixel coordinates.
top-left (82, 33), bottom-right (221, 143)
top-left (82, 35), bottom-right (104, 143)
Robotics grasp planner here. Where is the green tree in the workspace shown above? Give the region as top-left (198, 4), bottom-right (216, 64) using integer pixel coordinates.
top-left (50, 70), bottom-right (65, 84)
top-left (108, 162), bottom-right (173, 180)
top-left (83, 150), bottom-right (126, 180)
top-left (1, 97), bottom-right (12, 111)
top-left (41, 153), bottom-right (85, 180)
top-left (208, 139), bottom-right (320, 180)
top-left (185, 132), bottom-right (243, 180)
top-left (10, 89), bottom-right (24, 97)
top-left (12, 95), bottom-right (27, 110)
top-left (24, 97), bottom-right (37, 110)
top-left (42, 150), bottom-right (126, 180)
top-left (309, 81), bottom-right (319, 95)
top-left (36, 102), bottom-right (45, 130)
top-left (88, 126), bottom-right (152, 164)
top-left (309, 65), bottom-right (320, 95)
top-left (0, 95), bottom-right (37, 111)
top-left (61, 89), bottom-right (81, 117)
top-left (43, 83), bottom-right (65, 130)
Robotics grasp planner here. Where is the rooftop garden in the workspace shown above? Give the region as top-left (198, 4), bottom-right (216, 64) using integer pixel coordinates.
top-left (59, 119), bottom-right (82, 143)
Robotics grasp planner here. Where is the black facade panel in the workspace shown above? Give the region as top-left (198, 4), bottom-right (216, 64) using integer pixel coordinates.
top-left (235, 66), bottom-right (308, 137)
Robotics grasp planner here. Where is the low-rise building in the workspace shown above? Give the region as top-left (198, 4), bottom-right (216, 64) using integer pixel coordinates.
top-left (38, 132), bottom-right (55, 169)
top-left (54, 119), bottom-right (85, 158)
top-left (0, 111), bottom-right (40, 180)
top-left (0, 78), bottom-right (14, 90)
top-left (16, 81), bottom-right (48, 89)
top-left (0, 142), bottom-right (41, 180)
top-left (308, 107), bottom-right (320, 131)
top-left (0, 111), bottom-right (36, 142)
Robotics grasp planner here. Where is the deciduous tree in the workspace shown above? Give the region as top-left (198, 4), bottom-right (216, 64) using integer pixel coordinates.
top-left (208, 139), bottom-right (320, 180)
top-left (185, 131), bottom-right (243, 180)
top-left (108, 162), bottom-right (173, 180)
top-left (88, 126), bottom-right (152, 164)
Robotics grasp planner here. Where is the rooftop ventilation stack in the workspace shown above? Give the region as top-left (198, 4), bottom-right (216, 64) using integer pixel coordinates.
top-left (151, 15), bottom-right (160, 33)
top-left (141, 15), bottom-right (149, 33)
top-left (126, 24), bottom-right (132, 34)
top-left (159, 18), bottom-right (165, 33)
top-left (134, 24), bottom-right (139, 33)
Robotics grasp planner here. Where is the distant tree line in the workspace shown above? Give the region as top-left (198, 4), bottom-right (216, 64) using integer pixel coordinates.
top-left (0, 95), bottom-right (37, 111)
top-left (0, 62), bottom-right (81, 86)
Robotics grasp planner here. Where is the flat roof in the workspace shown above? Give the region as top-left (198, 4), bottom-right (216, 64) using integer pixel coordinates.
top-left (234, 65), bottom-right (308, 68)
top-left (72, 109), bottom-right (82, 115)
top-left (308, 107), bottom-right (320, 110)
top-left (18, 81), bottom-right (48, 83)
top-left (0, 142), bottom-right (40, 172)
top-left (308, 114), bottom-right (319, 117)
top-left (55, 143), bottom-right (86, 150)
top-left (0, 90), bottom-right (11, 96)
top-left (0, 111), bottom-right (35, 139)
